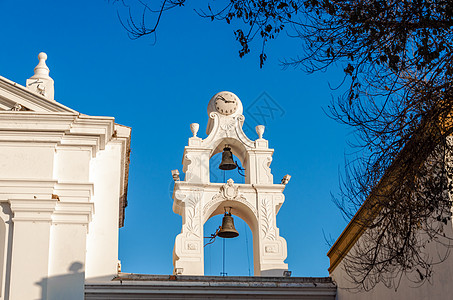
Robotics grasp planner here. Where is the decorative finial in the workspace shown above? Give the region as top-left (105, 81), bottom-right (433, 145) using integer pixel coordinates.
top-left (171, 169), bottom-right (180, 181)
top-left (256, 125), bottom-right (265, 139)
top-left (26, 52), bottom-right (55, 100)
top-left (32, 52), bottom-right (51, 79)
top-left (190, 123), bottom-right (199, 137)
top-left (281, 174), bottom-right (291, 185)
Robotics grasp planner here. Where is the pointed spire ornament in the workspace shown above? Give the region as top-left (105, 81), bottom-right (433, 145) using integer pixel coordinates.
top-left (26, 52), bottom-right (55, 100)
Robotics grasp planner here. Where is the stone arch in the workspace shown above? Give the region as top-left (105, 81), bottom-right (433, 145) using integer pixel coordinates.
top-left (203, 199), bottom-right (258, 233)
top-left (203, 211), bottom-right (255, 275)
top-left (203, 199), bottom-right (260, 275)
top-left (209, 137), bottom-right (249, 168)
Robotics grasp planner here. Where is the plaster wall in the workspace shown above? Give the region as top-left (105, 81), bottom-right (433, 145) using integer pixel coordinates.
top-left (85, 142), bottom-right (123, 281)
top-left (54, 148), bottom-right (91, 182)
top-left (0, 113), bottom-right (128, 299)
top-left (0, 145), bottom-right (54, 179)
top-left (47, 223), bottom-right (87, 300)
top-left (9, 216), bottom-right (53, 300)
top-left (0, 60), bottom-right (130, 299)
top-left (331, 222), bottom-right (453, 300)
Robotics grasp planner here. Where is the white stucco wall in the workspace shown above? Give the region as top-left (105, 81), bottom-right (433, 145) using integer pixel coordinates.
top-left (331, 223), bottom-right (453, 300)
top-left (0, 106), bottom-right (130, 299)
top-left (0, 55), bottom-right (130, 299)
top-left (86, 141), bottom-right (125, 281)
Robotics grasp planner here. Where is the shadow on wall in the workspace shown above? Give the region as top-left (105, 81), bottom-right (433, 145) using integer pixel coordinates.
top-left (36, 262), bottom-right (84, 300)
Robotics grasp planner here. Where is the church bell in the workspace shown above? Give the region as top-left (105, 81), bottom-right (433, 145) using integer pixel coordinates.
top-left (217, 211), bottom-right (239, 238)
top-left (219, 146), bottom-right (237, 170)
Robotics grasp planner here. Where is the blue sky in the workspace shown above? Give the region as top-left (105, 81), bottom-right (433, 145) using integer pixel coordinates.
top-left (1, 0), bottom-right (352, 277)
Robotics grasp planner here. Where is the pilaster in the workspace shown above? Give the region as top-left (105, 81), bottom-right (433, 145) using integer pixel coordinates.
top-left (8, 198), bottom-right (56, 300)
top-left (173, 187), bottom-right (204, 275)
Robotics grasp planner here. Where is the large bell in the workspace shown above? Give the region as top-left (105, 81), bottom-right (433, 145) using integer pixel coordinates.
top-left (219, 146), bottom-right (237, 170)
top-left (217, 212), bottom-right (239, 238)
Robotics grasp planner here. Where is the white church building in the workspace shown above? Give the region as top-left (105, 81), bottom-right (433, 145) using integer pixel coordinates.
top-left (0, 53), bottom-right (130, 299)
top-left (0, 53), bottom-right (451, 299)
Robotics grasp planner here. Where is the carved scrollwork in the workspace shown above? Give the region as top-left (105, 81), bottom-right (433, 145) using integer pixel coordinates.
top-left (258, 156), bottom-right (273, 184)
top-left (9, 103), bottom-right (30, 111)
top-left (183, 189), bottom-right (203, 238)
top-left (261, 197), bottom-right (276, 240)
top-left (184, 154), bottom-right (201, 182)
top-left (219, 118), bottom-right (236, 137)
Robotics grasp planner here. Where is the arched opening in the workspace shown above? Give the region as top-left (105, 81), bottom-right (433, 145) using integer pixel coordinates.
top-left (209, 152), bottom-right (245, 184)
top-left (203, 200), bottom-right (258, 276)
top-left (204, 214), bottom-right (253, 276)
top-left (209, 137), bottom-right (248, 184)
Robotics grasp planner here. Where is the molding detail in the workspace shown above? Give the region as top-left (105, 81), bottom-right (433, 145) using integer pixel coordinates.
top-left (203, 179), bottom-right (257, 217)
top-left (219, 117), bottom-right (236, 137)
top-left (265, 244), bottom-right (278, 253)
top-left (261, 198), bottom-right (276, 241)
top-left (9, 198), bottom-right (57, 222)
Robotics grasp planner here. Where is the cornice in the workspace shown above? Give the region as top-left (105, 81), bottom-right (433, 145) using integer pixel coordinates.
top-left (9, 198), bottom-right (57, 222)
top-left (0, 112), bottom-right (116, 155)
top-left (0, 111), bottom-right (77, 131)
top-left (0, 179), bottom-right (57, 200)
top-left (86, 275), bottom-right (336, 298)
top-left (54, 182), bottom-right (94, 202)
top-left (3, 180), bottom-right (94, 227)
top-left (173, 181), bottom-right (285, 194)
top-left (327, 218), bottom-right (366, 273)
top-left (52, 201), bottom-right (94, 227)
top-left (114, 124), bottom-right (131, 228)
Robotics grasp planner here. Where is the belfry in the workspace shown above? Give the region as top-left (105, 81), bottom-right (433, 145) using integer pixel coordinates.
top-left (171, 91), bottom-right (290, 276)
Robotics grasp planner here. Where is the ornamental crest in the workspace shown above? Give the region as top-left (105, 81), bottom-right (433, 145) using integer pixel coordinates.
top-left (221, 178), bottom-right (239, 200)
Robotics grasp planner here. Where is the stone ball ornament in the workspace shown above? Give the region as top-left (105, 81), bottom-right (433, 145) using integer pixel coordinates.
top-left (207, 91), bottom-right (243, 117)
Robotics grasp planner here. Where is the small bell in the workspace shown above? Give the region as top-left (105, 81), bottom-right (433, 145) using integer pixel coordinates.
top-left (218, 211), bottom-right (239, 238)
top-left (219, 146), bottom-right (237, 170)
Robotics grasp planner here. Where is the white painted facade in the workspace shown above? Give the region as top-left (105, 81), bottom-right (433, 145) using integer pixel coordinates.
top-left (330, 223), bottom-right (453, 300)
top-left (0, 53), bottom-right (130, 299)
top-left (328, 137), bottom-right (453, 299)
top-left (332, 255), bottom-right (453, 300)
top-left (172, 91), bottom-right (290, 276)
